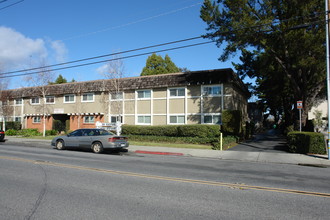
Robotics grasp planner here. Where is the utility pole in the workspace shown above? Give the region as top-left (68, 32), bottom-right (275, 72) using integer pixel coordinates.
top-left (326, 0), bottom-right (330, 160)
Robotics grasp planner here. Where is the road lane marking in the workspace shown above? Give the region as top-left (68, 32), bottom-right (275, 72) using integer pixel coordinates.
top-left (1, 155), bottom-right (330, 198)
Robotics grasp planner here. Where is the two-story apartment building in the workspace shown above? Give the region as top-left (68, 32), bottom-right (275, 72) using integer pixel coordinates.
top-left (0, 68), bottom-right (250, 132)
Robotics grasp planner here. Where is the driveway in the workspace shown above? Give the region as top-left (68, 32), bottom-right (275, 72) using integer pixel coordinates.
top-left (228, 129), bottom-right (289, 153)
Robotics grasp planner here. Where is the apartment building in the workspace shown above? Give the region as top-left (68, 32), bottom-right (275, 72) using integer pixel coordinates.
top-left (0, 68), bottom-right (250, 132)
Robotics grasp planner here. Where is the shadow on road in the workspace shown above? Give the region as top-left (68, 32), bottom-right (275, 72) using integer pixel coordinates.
top-left (228, 129), bottom-right (289, 153)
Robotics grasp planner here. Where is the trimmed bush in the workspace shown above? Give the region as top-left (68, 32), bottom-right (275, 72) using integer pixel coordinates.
top-left (287, 131), bottom-right (326, 154)
top-left (46, 130), bottom-right (58, 136)
top-left (5, 129), bottom-right (18, 136)
top-left (122, 124), bottom-right (220, 138)
top-left (221, 110), bottom-right (242, 135)
top-left (5, 122), bottom-right (22, 130)
top-left (18, 129), bottom-right (42, 137)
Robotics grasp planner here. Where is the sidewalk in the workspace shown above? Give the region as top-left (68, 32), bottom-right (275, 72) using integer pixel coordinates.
top-left (3, 136), bottom-right (330, 166)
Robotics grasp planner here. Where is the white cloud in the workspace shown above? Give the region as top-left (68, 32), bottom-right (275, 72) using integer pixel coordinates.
top-left (0, 26), bottom-right (47, 70)
top-left (51, 40), bottom-right (68, 63)
top-left (0, 26), bottom-right (68, 71)
top-left (96, 63), bottom-right (109, 75)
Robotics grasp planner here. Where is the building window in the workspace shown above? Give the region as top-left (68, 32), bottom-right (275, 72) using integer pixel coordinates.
top-left (203, 115), bottom-right (221, 124)
top-left (15, 117), bottom-right (21, 122)
top-left (31, 97), bottom-right (40, 105)
top-left (169, 88), bottom-right (185, 97)
top-left (46, 96), bottom-right (55, 104)
top-left (169, 115), bottom-right (185, 124)
top-left (111, 116), bottom-right (123, 123)
top-left (110, 92), bottom-right (123, 100)
top-left (64, 94), bottom-right (75, 103)
top-left (137, 90), bottom-right (151, 99)
top-left (15, 98), bottom-right (23, 105)
top-left (84, 116), bottom-right (95, 124)
top-left (33, 116), bottom-right (41, 123)
top-left (82, 93), bottom-right (94, 102)
top-left (203, 85), bottom-right (221, 96)
top-left (137, 115), bottom-right (151, 124)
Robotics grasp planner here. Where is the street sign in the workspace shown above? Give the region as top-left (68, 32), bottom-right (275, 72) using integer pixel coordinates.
top-left (297, 101), bottom-right (303, 109)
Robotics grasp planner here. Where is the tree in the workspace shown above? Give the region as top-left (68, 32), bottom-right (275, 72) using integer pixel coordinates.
top-left (49, 74), bottom-right (75, 85)
top-left (200, 0), bottom-right (326, 128)
top-left (141, 53), bottom-right (180, 76)
top-left (25, 60), bottom-right (54, 137)
top-left (54, 74), bottom-right (67, 84)
top-left (99, 54), bottom-right (125, 128)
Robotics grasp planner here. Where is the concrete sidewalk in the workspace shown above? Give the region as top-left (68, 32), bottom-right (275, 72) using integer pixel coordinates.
top-left (3, 136), bottom-right (330, 166)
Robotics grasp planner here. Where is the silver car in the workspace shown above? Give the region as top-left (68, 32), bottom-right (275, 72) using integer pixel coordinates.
top-left (51, 128), bottom-right (129, 153)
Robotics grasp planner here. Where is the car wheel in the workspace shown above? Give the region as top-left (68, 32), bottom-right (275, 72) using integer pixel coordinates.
top-left (92, 142), bottom-right (104, 154)
top-left (56, 140), bottom-right (65, 150)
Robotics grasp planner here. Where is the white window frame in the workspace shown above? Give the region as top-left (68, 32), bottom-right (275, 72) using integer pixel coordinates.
top-left (137, 115), bottom-right (151, 125)
top-left (137, 90), bottom-right (151, 99)
top-left (169, 115), bottom-right (185, 124)
top-left (202, 85), bottom-right (222, 97)
top-left (15, 117), bottom-right (22, 122)
top-left (82, 93), bottom-right (94, 102)
top-left (169, 88), bottom-right (185, 98)
top-left (64, 94), bottom-right (75, 103)
top-left (31, 97), bottom-right (40, 105)
top-left (46, 96), bottom-right (55, 104)
top-left (15, 98), bottom-right (23, 105)
top-left (33, 116), bottom-right (41, 123)
top-left (202, 114), bottom-right (221, 125)
top-left (110, 92), bottom-right (123, 100)
top-left (83, 116), bottom-right (95, 124)
top-left (110, 115), bottom-right (123, 123)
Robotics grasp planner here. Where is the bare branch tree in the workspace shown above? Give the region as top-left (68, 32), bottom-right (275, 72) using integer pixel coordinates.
top-left (99, 54), bottom-right (125, 125)
top-left (25, 59), bottom-right (54, 137)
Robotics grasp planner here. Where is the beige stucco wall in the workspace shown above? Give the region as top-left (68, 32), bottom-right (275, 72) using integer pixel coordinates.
top-left (124, 101), bottom-right (135, 114)
top-left (187, 115), bottom-right (201, 124)
top-left (153, 115), bottom-right (167, 125)
top-left (153, 100), bottom-right (166, 114)
top-left (169, 99), bottom-right (185, 114)
top-left (153, 89), bottom-right (167, 99)
top-left (125, 90), bottom-right (135, 100)
top-left (124, 115), bottom-right (135, 125)
top-left (187, 86), bottom-right (200, 97)
top-left (137, 100), bottom-right (151, 114)
top-left (187, 98), bottom-right (201, 114)
top-left (203, 97), bottom-right (221, 113)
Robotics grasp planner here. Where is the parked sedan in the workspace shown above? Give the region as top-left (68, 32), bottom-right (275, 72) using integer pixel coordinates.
top-left (0, 130), bottom-right (5, 141)
top-left (51, 128), bottom-right (129, 153)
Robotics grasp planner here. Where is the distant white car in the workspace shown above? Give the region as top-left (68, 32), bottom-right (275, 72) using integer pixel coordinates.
top-left (51, 128), bottom-right (129, 153)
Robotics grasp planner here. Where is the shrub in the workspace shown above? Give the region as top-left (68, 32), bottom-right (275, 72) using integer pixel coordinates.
top-left (5, 122), bottom-right (22, 130)
top-left (53, 120), bottom-right (66, 133)
top-left (287, 131), bottom-right (326, 154)
top-left (221, 110), bottom-right (242, 135)
top-left (5, 129), bottom-right (18, 136)
top-left (46, 130), bottom-right (57, 136)
top-left (211, 135), bottom-right (238, 150)
top-left (18, 129), bottom-right (41, 137)
top-left (122, 124), bottom-right (220, 138)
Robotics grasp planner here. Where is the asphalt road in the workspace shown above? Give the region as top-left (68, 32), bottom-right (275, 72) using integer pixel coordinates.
top-left (0, 143), bottom-right (329, 220)
top-left (229, 129), bottom-right (289, 152)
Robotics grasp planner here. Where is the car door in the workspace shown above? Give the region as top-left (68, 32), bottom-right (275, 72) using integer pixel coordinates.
top-left (65, 129), bottom-right (83, 147)
top-left (79, 129), bottom-right (93, 148)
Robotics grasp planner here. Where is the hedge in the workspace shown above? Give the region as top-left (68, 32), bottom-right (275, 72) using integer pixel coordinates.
top-left (122, 124), bottom-right (220, 138)
top-left (221, 110), bottom-right (243, 136)
top-left (287, 131), bottom-right (326, 154)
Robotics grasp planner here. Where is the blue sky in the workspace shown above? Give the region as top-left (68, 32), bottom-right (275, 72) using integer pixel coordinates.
top-left (0, 0), bottom-right (241, 89)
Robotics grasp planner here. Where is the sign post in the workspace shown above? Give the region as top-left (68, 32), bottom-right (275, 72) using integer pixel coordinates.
top-left (297, 101), bottom-right (303, 132)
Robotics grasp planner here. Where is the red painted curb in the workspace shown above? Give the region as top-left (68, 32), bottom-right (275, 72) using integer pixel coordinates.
top-left (135, 150), bottom-right (184, 156)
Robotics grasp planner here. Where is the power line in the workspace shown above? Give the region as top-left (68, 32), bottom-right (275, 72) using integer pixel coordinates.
top-left (0, 0), bottom-right (24, 11)
top-left (0, 36), bottom-right (203, 76)
top-left (0, 41), bottom-right (213, 79)
top-left (0, 13), bottom-right (325, 79)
